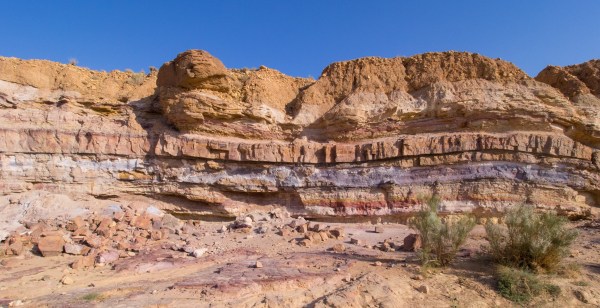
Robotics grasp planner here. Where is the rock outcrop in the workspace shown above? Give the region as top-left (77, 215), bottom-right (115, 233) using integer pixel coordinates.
top-left (0, 50), bottom-right (599, 238)
top-left (157, 50), bottom-right (313, 139)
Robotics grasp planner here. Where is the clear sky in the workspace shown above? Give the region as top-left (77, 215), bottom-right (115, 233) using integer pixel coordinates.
top-left (1, 0), bottom-right (599, 78)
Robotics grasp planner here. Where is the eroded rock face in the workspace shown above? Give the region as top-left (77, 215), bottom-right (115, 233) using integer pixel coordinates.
top-left (0, 57), bottom-right (156, 105)
top-left (0, 50), bottom-right (598, 236)
top-left (157, 50), bottom-right (230, 91)
top-left (157, 50), bottom-right (313, 139)
top-left (536, 60), bottom-right (600, 144)
top-left (290, 52), bottom-right (529, 128)
top-left (537, 60), bottom-right (600, 99)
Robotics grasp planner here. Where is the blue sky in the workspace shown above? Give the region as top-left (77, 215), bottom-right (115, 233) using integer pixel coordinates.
top-left (1, 1), bottom-right (599, 78)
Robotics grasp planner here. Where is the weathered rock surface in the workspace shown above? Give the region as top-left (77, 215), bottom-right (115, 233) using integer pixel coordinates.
top-left (0, 50), bottom-right (599, 239)
top-left (157, 50), bottom-right (313, 139)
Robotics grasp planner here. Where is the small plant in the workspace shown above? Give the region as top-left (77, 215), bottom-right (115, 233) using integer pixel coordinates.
top-left (81, 292), bottom-right (106, 302)
top-left (127, 70), bottom-right (146, 85)
top-left (572, 280), bottom-right (589, 287)
top-left (496, 266), bottom-right (560, 303)
top-left (497, 266), bottom-right (541, 303)
top-left (68, 58), bottom-right (78, 66)
top-left (409, 195), bottom-right (476, 267)
top-left (485, 205), bottom-right (578, 272)
top-left (546, 284), bottom-right (561, 297)
top-left (556, 262), bottom-right (581, 278)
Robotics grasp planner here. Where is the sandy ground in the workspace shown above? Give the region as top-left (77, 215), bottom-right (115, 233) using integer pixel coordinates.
top-left (1, 220), bottom-right (599, 307)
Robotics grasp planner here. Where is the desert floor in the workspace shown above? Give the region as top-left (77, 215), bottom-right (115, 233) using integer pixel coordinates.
top-left (1, 217), bottom-right (599, 307)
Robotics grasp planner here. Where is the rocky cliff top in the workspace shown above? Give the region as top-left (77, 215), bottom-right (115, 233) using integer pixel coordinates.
top-left (536, 59), bottom-right (600, 99)
top-left (151, 50), bottom-right (598, 146)
top-left (1, 50), bottom-right (598, 145)
top-left (0, 56), bottom-right (156, 104)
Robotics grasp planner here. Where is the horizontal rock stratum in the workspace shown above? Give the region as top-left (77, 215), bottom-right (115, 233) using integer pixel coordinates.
top-left (0, 50), bottom-right (599, 225)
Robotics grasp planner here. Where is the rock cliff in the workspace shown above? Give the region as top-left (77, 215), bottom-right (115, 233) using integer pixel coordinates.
top-left (0, 51), bottom-right (598, 236)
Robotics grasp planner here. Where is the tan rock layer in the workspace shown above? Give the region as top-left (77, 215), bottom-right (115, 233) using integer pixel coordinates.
top-left (155, 51), bottom-right (599, 148)
top-left (290, 52), bottom-right (528, 125)
top-left (0, 57), bottom-right (156, 103)
top-left (0, 127), bottom-right (595, 164)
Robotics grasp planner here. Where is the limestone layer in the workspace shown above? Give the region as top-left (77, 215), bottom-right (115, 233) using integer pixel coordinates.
top-left (0, 51), bottom-right (598, 218)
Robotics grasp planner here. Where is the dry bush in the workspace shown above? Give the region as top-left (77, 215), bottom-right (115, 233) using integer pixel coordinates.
top-left (485, 205), bottom-right (578, 272)
top-left (127, 70), bottom-right (146, 86)
top-left (409, 195), bottom-right (475, 267)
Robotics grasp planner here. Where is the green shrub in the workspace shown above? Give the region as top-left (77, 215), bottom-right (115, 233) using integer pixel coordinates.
top-left (497, 266), bottom-right (560, 303)
top-left (546, 284), bottom-right (561, 297)
top-left (485, 205), bottom-right (578, 271)
top-left (409, 195), bottom-right (476, 267)
top-left (497, 266), bottom-right (543, 303)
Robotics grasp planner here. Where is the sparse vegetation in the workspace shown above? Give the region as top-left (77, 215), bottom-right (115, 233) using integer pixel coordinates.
top-left (487, 205), bottom-right (578, 303)
top-left (68, 58), bottom-right (78, 66)
top-left (546, 283), bottom-right (562, 297)
top-left (127, 70), bottom-right (146, 85)
top-left (556, 262), bottom-right (582, 278)
top-left (485, 205), bottom-right (578, 272)
top-left (409, 195), bottom-right (476, 267)
top-left (573, 280), bottom-right (589, 287)
top-left (81, 292), bottom-right (107, 302)
top-left (496, 266), bottom-right (560, 303)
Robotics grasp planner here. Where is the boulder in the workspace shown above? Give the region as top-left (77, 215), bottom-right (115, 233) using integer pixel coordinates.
top-left (157, 50), bottom-right (229, 91)
top-left (64, 243), bottom-right (85, 255)
top-left (37, 234), bottom-right (65, 257)
top-left (403, 234), bottom-right (422, 252)
top-left (192, 248), bottom-right (207, 258)
top-left (331, 243), bottom-right (346, 253)
top-left (96, 250), bottom-right (119, 264)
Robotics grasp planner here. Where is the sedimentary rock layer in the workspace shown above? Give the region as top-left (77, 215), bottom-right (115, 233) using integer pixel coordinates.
top-left (0, 51), bottom-right (598, 219)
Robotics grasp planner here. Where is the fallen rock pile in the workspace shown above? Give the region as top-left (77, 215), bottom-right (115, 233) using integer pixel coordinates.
top-left (281, 218), bottom-right (345, 247)
top-left (1, 207), bottom-right (355, 270)
top-left (226, 213), bottom-right (346, 248)
top-left (0, 204), bottom-right (187, 269)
